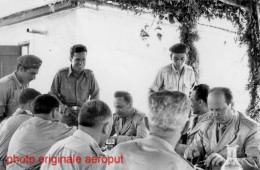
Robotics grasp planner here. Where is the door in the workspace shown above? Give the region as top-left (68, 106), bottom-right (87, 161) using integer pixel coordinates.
top-left (0, 46), bottom-right (21, 78)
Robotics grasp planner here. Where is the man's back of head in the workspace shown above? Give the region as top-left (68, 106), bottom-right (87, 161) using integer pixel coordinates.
top-left (103, 91), bottom-right (194, 170)
top-left (33, 94), bottom-right (60, 120)
top-left (18, 88), bottom-right (41, 112)
top-left (78, 99), bottom-right (112, 147)
top-left (148, 91), bottom-right (190, 132)
top-left (190, 84), bottom-right (209, 115)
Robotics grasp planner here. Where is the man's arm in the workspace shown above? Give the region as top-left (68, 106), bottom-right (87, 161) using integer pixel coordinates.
top-left (116, 116), bottom-right (149, 144)
top-left (89, 72), bottom-right (100, 100)
top-left (184, 129), bottom-right (206, 159)
top-left (0, 83), bottom-right (10, 119)
top-left (149, 69), bottom-right (164, 94)
top-left (238, 126), bottom-right (260, 170)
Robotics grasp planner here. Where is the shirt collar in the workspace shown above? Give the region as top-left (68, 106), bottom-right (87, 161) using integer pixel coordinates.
top-left (67, 65), bottom-right (86, 78)
top-left (67, 65), bottom-right (73, 77)
top-left (12, 72), bottom-right (25, 88)
top-left (73, 129), bottom-right (104, 155)
top-left (171, 64), bottom-right (186, 74)
top-left (147, 135), bottom-right (175, 153)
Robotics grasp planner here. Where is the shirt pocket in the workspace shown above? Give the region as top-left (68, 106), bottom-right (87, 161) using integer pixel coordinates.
top-left (79, 82), bottom-right (90, 101)
top-left (10, 90), bottom-right (20, 105)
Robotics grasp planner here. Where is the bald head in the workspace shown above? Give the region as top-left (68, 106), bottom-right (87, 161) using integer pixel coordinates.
top-left (208, 87), bottom-right (234, 124)
top-left (148, 91), bottom-right (190, 131)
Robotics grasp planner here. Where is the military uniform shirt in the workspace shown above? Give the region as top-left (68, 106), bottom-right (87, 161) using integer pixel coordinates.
top-left (0, 73), bottom-right (27, 120)
top-left (7, 117), bottom-right (75, 170)
top-left (0, 109), bottom-right (32, 161)
top-left (50, 66), bottom-right (99, 107)
top-left (151, 64), bottom-right (195, 96)
top-left (110, 109), bottom-right (149, 144)
top-left (186, 111), bottom-right (260, 170)
top-left (40, 129), bottom-right (104, 170)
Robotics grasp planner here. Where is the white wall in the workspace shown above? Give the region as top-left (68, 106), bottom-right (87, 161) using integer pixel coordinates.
top-left (0, 6), bottom-right (249, 113)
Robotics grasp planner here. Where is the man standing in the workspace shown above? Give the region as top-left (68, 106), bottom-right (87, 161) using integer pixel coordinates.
top-left (184, 87), bottom-right (260, 170)
top-left (40, 100), bottom-right (113, 170)
top-left (104, 91), bottom-right (194, 170)
top-left (0, 88), bottom-right (40, 170)
top-left (109, 91), bottom-right (149, 145)
top-left (0, 55), bottom-right (42, 122)
top-left (7, 94), bottom-right (75, 170)
top-left (150, 43), bottom-right (195, 96)
top-left (50, 44), bottom-right (100, 126)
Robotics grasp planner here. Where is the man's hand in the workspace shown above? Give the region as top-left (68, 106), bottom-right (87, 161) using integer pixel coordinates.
top-left (205, 153), bottom-right (226, 168)
top-left (184, 147), bottom-right (200, 159)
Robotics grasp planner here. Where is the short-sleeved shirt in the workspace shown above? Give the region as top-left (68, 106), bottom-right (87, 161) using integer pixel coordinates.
top-left (150, 64), bottom-right (195, 96)
top-left (0, 73), bottom-right (27, 121)
top-left (7, 117), bottom-right (76, 170)
top-left (50, 66), bottom-right (99, 107)
top-left (40, 129), bottom-right (104, 170)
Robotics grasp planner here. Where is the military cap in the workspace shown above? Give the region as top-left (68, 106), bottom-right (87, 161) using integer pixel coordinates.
top-left (17, 55), bottom-right (42, 69)
top-left (169, 43), bottom-right (190, 53)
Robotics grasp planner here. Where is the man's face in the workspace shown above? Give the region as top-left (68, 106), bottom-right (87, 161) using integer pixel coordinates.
top-left (190, 90), bottom-right (201, 115)
top-left (19, 68), bottom-right (39, 85)
top-left (113, 97), bottom-right (131, 117)
top-left (70, 52), bottom-right (86, 72)
top-left (208, 93), bottom-right (233, 124)
top-left (171, 53), bottom-right (186, 70)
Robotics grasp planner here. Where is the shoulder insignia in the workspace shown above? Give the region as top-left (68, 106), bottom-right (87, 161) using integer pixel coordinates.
top-left (58, 67), bottom-right (69, 73)
top-left (135, 110), bottom-right (147, 118)
top-left (200, 113), bottom-right (214, 122)
top-left (239, 112), bottom-right (258, 130)
top-left (90, 144), bottom-right (104, 157)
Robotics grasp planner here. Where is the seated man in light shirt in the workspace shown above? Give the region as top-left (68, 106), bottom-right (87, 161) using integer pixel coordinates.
top-left (184, 87), bottom-right (260, 170)
top-left (40, 99), bottom-right (113, 170)
top-left (6, 94), bottom-right (76, 170)
top-left (103, 91), bottom-right (194, 170)
top-left (0, 88), bottom-right (41, 170)
top-left (109, 91), bottom-right (149, 145)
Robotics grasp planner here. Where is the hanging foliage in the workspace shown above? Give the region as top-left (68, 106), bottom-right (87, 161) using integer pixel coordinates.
top-left (97, 0), bottom-right (260, 120)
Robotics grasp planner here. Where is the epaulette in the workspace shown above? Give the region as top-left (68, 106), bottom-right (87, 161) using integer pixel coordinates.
top-left (185, 65), bottom-right (194, 71)
top-left (58, 67), bottom-right (69, 73)
top-left (90, 144), bottom-right (104, 157)
top-left (239, 112), bottom-right (259, 130)
top-left (200, 112), bottom-right (214, 122)
top-left (134, 110), bottom-right (147, 118)
top-left (83, 69), bottom-right (93, 74)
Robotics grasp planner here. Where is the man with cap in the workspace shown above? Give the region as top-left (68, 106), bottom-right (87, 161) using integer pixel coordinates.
top-left (0, 55), bottom-right (42, 122)
top-left (50, 44), bottom-right (100, 127)
top-left (150, 43), bottom-right (196, 96)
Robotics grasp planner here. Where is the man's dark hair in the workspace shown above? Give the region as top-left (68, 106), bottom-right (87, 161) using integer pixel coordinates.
top-left (70, 44), bottom-right (87, 59)
top-left (16, 64), bottom-right (30, 72)
top-left (19, 88), bottom-right (41, 105)
top-left (33, 94), bottom-right (59, 114)
top-left (79, 100), bottom-right (112, 127)
top-left (209, 87), bottom-right (233, 105)
top-left (193, 84), bottom-right (210, 104)
top-left (114, 91), bottom-right (133, 105)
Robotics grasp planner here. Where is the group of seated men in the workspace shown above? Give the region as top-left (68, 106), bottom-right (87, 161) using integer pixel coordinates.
top-left (0, 43), bottom-right (260, 170)
top-left (0, 84), bottom-right (260, 170)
